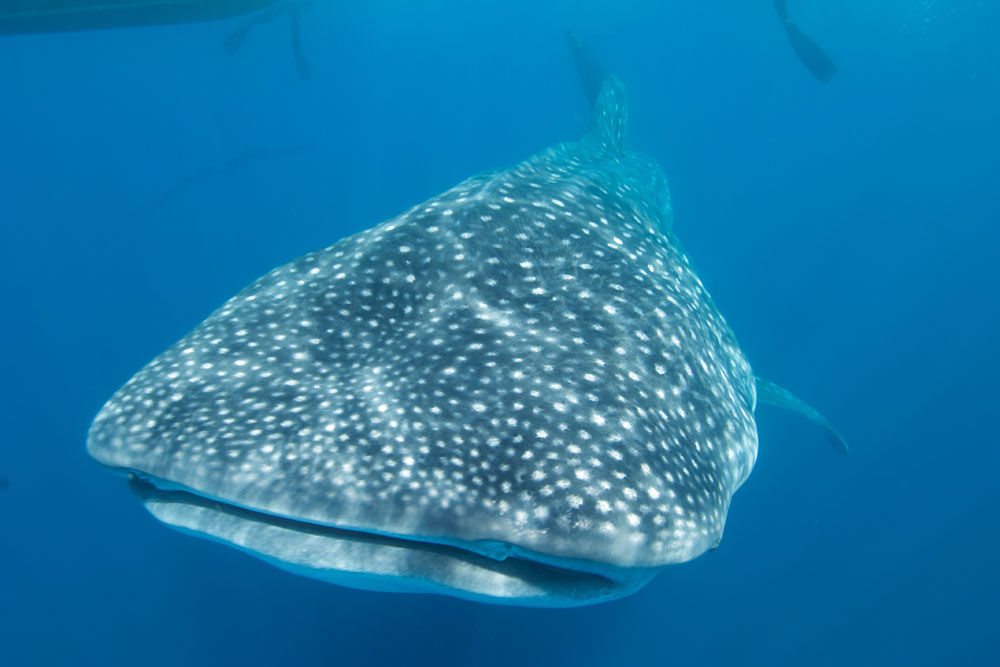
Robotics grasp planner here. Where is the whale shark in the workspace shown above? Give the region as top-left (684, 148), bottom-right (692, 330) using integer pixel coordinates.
top-left (88, 40), bottom-right (845, 607)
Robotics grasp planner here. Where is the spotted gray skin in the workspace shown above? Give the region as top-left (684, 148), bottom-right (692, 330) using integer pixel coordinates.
top-left (88, 77), bottom-right (761, 606)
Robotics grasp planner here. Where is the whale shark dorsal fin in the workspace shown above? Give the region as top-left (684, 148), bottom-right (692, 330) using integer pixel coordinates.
top-left (565, 30), bottom-right (628, 152)
top-left (586, 76), bottom-right (629, 152)
top-left (755, 377), bottom-right (849, 455)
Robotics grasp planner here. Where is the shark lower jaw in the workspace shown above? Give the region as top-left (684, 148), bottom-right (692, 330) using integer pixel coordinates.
top-left (125, 476), bottom-right (654, 607)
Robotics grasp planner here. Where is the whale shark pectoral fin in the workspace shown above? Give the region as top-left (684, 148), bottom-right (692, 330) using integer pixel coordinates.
top-left (754, 377), bottom-right (848, 455)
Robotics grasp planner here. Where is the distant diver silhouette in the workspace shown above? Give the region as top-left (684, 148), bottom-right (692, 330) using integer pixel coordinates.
top-left (224, 0), bottom-right (312, 80)
top-left (773, 0), bottom-right (838, 83)
top-left (143, 144), bottom-right (315, 215)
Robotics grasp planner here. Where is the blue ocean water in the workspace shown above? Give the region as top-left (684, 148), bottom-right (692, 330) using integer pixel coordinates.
top-left (1, 0), bottom-right (997, 665)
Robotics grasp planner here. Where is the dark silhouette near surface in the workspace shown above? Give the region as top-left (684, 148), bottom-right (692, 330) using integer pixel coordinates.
top-left (0, 0), bottom-right (312, 81)
top-left (774, 0), bottom-right (838, 83)
top-left (0, 0), bottom-right (277, 35)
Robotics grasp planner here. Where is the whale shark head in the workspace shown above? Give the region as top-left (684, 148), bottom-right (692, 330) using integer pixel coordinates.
top-left (88, 74), bottom-right (767, 607)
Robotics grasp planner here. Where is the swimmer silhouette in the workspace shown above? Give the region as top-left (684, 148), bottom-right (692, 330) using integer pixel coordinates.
top-left (224, 0), bottom-right (311, 79)
top-left (774, 0), bottom-right (838, 83)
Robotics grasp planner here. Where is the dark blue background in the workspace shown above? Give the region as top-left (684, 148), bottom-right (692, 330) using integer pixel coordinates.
top-left (1, 1), bottom-right (997, 665)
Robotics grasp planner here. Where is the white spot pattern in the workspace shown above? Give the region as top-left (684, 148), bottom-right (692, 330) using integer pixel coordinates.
top-left (88, 79), bottom-right (758, 571)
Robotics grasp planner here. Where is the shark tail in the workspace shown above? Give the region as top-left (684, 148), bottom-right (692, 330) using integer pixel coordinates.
top-left (565, 31), bottom-right (628, 152)
top-left (565, 30), bottom-right (606, 109)
top-left (755, 377), bottom-right (849, 455)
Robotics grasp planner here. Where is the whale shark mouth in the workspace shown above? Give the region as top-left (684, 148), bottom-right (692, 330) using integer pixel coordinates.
top-left (126, 476), bottom-right (655, 607)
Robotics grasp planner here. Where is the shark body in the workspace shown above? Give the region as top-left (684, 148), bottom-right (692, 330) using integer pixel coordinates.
top-left (88, 58), bottom-right (843, 606)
